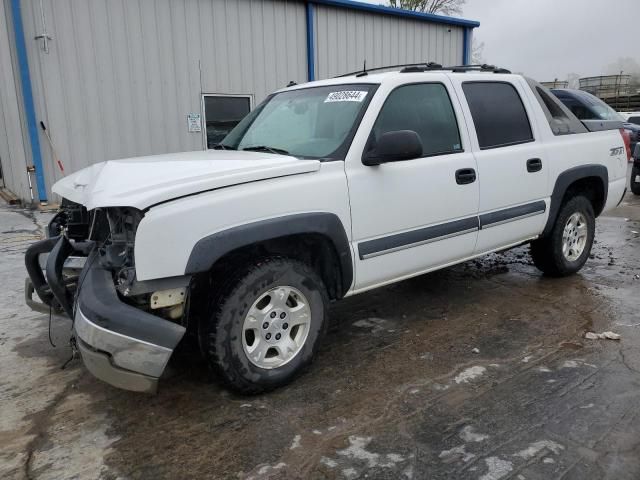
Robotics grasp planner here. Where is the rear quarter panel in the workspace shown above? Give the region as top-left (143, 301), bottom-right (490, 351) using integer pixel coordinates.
top-left (540, 129), bottom-right (627, 212)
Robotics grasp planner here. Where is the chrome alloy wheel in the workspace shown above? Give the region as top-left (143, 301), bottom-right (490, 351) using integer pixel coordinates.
top-left (242, 286), bottom-right (311, 369)
top-left (562, 212), bottom-right (588, 262)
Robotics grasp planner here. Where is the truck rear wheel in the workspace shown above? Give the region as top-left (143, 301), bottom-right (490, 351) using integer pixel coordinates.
top-left (202, 257), bottom-right (328, 394)
top-left (530, 196), bottom-right (595, 277)
top-left (631, 166), bottom-right (640, 195)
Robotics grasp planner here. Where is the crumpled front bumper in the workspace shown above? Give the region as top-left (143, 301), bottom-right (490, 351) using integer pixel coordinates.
top-left (25, 236), bottom-right (186, 393)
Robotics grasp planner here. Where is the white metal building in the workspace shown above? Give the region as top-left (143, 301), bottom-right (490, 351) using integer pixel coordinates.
top-left (0, 0), bottom-right (479, 204)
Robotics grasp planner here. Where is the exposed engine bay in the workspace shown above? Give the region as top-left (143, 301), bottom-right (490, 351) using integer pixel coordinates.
top-left (48, 200), bottom-right (189, 324)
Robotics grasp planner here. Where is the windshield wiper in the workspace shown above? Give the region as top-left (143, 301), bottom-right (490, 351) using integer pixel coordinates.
top-left (211, 143), bottom-right (235, 150)
top-left (242, 145), bottom-right (290, 155)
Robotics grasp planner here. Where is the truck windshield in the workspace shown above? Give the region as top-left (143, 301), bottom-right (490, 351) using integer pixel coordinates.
top-left (220, 84), bottom-right (377, 160)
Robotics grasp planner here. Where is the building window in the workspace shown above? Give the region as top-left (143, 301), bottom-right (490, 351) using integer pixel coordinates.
top-left (203, 94), bottom-right (252, 148)
top-left (462, 82), bottom-right (534, 149)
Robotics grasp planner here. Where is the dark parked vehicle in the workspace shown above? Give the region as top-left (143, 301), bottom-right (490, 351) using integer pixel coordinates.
top-left (552, 89), bottom-right (639, 157)
top-left (622, 112), bottom-right (640, 126)
top-left (632, 144), bottom-right (640, 195)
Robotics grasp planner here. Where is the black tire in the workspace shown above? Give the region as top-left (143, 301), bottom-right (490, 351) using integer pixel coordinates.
top-left (201, 257), bottom-right (328, 394)
top-left (530, 196), bottom-right (595, 277)
top-left (631, 166), bottom-right (640, 195)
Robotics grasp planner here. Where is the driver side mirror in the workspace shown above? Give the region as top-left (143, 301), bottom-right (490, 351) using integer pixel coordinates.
top-left (363, 130), bottom-right (423, 166)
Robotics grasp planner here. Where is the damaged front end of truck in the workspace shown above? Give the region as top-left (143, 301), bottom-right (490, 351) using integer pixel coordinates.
top-left (24, 200), bottom-right (187, 393)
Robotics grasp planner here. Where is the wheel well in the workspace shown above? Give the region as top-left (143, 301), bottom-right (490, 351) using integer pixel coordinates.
top-left (206, 233), bottom-right (346, 301)
top-left (563, 176), bottom-right (605, 216)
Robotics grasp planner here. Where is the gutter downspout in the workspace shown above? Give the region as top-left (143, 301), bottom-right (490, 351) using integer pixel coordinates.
top-left (10, 0), bottom-right (48, 204)
top-left (462, 27), bottom-right (470, 65)
top-left (306, 2), bottom-right (315, 82)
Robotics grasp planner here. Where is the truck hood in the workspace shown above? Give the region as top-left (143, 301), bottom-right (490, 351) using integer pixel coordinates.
top-left (52, 150), bottom-right (321, 210)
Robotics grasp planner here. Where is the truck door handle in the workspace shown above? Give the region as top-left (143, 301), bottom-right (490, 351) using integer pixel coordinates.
top-left (455, 168), bottom-right (476, 185)
top-left (527, 158), bottom-right (542, 172)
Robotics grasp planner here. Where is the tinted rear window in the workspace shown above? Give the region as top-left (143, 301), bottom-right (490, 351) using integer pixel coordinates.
top-left (628, 116), bottom-right (640, 126)
top-left (526, 79), bottom-right (588, 136)
top-left (463, 82), bottom-right (533, 149)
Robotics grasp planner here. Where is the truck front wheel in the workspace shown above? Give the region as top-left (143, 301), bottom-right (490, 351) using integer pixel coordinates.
top-left (530, 196), bottom-right (595, 277)
top-left (201, 257), bottom-right (328, 394)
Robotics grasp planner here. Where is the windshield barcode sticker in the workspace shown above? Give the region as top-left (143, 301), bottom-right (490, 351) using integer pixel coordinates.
top-left (325, 91), bottom-right (368, 103)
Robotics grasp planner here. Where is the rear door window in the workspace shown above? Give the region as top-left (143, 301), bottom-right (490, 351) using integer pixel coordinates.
top-left (462, 82), bottom-right (534, 149)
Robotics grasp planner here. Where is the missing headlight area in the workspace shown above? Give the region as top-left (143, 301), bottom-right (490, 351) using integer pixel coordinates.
top-left (47, 200), bottom-right (189, 324)
top-left (99, 207), bottom-right (143, 288)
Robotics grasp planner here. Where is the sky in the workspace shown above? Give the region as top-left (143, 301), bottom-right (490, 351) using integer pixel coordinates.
top-left (359, 0), bottom-right (638, 82)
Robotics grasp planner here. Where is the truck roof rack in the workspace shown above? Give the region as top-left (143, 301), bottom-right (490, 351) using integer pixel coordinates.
top-left (447, 64), bottom-right (512, 74)
top-left (333, 62), bottom-right (511, 78)
top-left (334, 62), bottom-right (443, 78)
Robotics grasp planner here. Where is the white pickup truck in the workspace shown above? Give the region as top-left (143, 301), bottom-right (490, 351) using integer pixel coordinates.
top-left (25, 65), bottom-right (628, 394)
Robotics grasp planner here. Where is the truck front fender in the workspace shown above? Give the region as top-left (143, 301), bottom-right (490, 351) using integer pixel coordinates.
top-left (184, 212), bottom-right (353, 297)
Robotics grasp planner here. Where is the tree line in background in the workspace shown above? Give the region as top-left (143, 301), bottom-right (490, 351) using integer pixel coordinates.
top-left (387, 0), bottom-right (466, 16)
top-left (386, 0), bottom-right (486, 65)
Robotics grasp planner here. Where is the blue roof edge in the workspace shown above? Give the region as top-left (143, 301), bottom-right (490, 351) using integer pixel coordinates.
top-left (308, 0), bottom-right (480, 28)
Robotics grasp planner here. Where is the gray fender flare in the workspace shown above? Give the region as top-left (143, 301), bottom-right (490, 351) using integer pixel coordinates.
top-left (184, 212), bottom-right (353, 297)
top-left (541, 164), bottom-right (608, 237)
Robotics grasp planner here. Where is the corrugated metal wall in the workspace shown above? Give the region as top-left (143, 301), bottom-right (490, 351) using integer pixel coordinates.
top-left (313, 4), bottom-right (465, 78)
top-left (2, 0), bottom-right (469, 204)
top-left (0, 0), bottom-right (31, 201)
top-left (14, 0), bottom-right (307, 201)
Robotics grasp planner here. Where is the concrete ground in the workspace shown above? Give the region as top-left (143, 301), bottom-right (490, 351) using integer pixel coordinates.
top-left (1, 192), bottom-right (640, 480)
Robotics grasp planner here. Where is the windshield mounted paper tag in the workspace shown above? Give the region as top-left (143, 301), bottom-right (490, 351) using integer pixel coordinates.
top-left (325, 91), bottom-right (368, 103)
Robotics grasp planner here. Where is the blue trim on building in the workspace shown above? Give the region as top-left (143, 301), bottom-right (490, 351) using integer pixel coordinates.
top-left (462, 28), bottom-right (470, 65)
top-left (10, 0), bottom-right (47, 203)
top-left (306, 2), bottom-right (315, 81)
top-left (309, 0), bottom-right (480, 28)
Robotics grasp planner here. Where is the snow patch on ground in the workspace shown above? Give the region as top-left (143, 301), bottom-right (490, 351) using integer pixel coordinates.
top-left (320, 457), bottom-right (337, 468)
top-left (514, 440), bottom-right (564, 459)
top-left (561, 360), bottom-right (579, 368)
top-left (342, 467), bottom-right (357, 479)
top-left (352, 318), bottom-right (392, 334)
top-left (479, 457), bottom-right (513, 480)
top-left (29, 393), bottom-right (120, 480)
top-left (439, 445), bottom-right (475, 463)
top-left (247, 462), bottom-right (286, 479)
top-left (459, 425), bottom-right (489, 442)
top-left (336, 436), bottom-right (406, 468)
top-left (454, 366), bottom-right (487, 384)
top-left (289, 434), bottom-right (301, 449)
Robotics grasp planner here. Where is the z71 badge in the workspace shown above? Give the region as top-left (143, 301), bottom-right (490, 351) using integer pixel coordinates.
top-left (610, 146), bottom-right (625, 156)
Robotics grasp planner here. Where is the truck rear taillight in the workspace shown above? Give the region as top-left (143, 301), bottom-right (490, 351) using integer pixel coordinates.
top-left (620, 128), bottom-right (632, 162)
